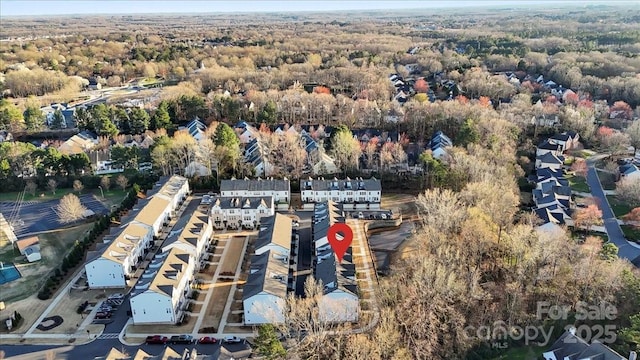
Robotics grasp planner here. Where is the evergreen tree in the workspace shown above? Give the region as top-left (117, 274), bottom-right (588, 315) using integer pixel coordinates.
top-left (24, 105), bottom-right (45, 131)
top-left (254, 324), bottom-right (286, 360)
top-left (151, 101), bottom-right (172, 130)
top-left (129, 107), bottom-right (150, 134)
top-left (51, 109), bottom-right (65, 129)
top-left (214, 123), bottom-right (240, 148)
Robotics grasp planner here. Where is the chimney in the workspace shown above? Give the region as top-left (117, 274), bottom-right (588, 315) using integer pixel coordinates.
top-left (630, 352), bottom-right (637, 360)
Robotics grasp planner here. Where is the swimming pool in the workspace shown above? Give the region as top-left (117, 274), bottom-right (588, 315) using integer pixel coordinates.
top-left (0, 263), bottom-right (22, 284)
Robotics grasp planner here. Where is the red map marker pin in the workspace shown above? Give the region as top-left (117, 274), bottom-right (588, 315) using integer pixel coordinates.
top-left (327, 223), bottom-right (353, 263)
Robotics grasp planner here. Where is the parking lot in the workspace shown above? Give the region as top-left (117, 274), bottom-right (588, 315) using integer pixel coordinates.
top-left (0, 194), bottom-right (109, 237)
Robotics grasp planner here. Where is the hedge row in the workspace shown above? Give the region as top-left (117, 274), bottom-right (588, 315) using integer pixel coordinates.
top-left (37, 178), bottom-right (157, 300)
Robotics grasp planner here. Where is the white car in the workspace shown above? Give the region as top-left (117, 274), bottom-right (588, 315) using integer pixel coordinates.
top-left (223, 336), bottom-right (243, 344)
top-left (108, 293), bottom-right (124, 300)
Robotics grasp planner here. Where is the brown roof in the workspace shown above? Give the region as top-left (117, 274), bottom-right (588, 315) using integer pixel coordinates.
top-left (133, 196), bottom-right (171, 228)
top-left (148, 248), bottom-right (191, 297)
top-left (101, 223), bottom-right (151, 264)
top-left (15, 236), bottom-right (39, 253)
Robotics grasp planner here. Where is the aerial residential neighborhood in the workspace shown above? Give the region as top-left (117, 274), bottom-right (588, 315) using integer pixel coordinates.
top-left (1, 1), bottom-right (640, 360)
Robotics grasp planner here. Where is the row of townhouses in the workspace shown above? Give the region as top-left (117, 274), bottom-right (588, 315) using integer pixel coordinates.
top-left (312, 201), bottom-right (359, 322)
top-left (243, 213), bottom-right (294, 325)
top-left (85, 175), bottom-right (190, 289)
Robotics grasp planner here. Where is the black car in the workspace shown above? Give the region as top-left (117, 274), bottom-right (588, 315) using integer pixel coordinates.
top-left (170, 335), bottom-right (195, 344)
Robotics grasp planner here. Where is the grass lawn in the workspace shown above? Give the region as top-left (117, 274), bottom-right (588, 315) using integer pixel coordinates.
top-left (596, 170), bottom-right (617, 190)
top-left (607, 195), bottom-right (632, 218)
top-left (0, 222), bottom-right (95, 303)
top-left (622, 225), bottom-right (640, 243)
top-left (99, 188), bottom-right (129, 207)
top-left (0, 188), bottom-right (77, 202)
top-left (491, 345), bottom-right (546, 360)
top-left (567, 175), bottom-right (590, 193)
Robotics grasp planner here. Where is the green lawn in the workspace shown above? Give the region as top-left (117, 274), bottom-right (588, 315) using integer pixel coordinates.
top-left (99, 189), bottom-right (129, 207)
top-left (0, 188), bottom-right (77, 202)
top-left (607, 195), bottom-right (632, 218)
top-left (490, 345), bottom-right (545, 360)
top-left (622, 225), bottom-right (640, 243)
top-left (596, 170), bottom-right (617, 190)
top-left (567, 175), bottom-right (590, 193)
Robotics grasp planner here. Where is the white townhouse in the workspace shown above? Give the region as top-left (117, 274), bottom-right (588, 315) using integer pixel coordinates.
top-left (242, 250), bottom-right (289, 325)
top-left (254, 213), bottom-right (293, 258)
top-left (312, 202), bottom-right (358, 323)
top-left (129, 248), bottom-right (196, 325)
top-left (209, 196), bottom-right (274, 230)
top-left (129, 175), bottom-right (190, 237)
top-left (85, 223), bottom-right (154, 288)
top-left (162, 206), bottom-right (213, 270)
top-left (300, 177), bottom-right (381, 210)
top-left (220, 178), bottom-right (291, 209)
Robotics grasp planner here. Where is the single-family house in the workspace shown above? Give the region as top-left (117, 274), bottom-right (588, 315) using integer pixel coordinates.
top-left (129, 247), bottom-right (195, 324)
top-left (543, 328), bottom-right (630, 360)
top-left (209, 196), bottom-right (274, 230)
top-left (15, 236), bottom-right (41, 262)
top-left (428, 131), bottom-right (452, 161)
top-left (182, 117), bottom-right (207, 142)
top-left (85, 222), bottom-right (154, 288)
top-left (274, 124), bottom-right (298, 136)
top-left (620, 164), bottom-right (640, 182)
top-left (535, 152), bottom-right (565, 170)
top-left (313, 152), bottom-right (339, 175)
top-left (88, 77), bottom-right (102, 90)
top-left (548, 131), bottom-right (580, 152)
top-left (220, 178), bottom-right (290, 209)
top-left (242, 250), bottom-right (289, 325)
top-left (89, 149), bottom-right (123, 175)
top-left (536, 140), bottom-right (563, 157)
top-left (300, 177), bottom-right (381, 210)
top-left (236, 123), bottom-right (259, 144)
top-left (57, 131), bottom-right (97, 155)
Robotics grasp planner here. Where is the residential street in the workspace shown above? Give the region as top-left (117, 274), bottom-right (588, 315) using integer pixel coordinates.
top-left (586, 165), bottom-right (640, 263)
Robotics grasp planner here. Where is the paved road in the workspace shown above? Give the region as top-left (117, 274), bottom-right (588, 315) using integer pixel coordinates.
top-left (294, 212), bottom-right (312, 297)
top-left (586, 166), bottom-right (640, 263)
top-left (0, 194), bottom-right (109, 238)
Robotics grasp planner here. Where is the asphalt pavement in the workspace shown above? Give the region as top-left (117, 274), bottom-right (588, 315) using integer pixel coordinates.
top-left (0, 194), bottom-right (109, 238)
top-left (586, 166), bottom-right (640, 263)
top-left (294, 212), bottom-right (313, 296)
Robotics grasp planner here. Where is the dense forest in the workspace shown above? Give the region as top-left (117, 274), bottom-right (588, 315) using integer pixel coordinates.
top-left (1, 3), bottom-right (640, 360)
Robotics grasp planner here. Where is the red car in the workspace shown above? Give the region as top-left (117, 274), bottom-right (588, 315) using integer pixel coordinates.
top-left (146, 335), bottom-right (168, 344)
top-left (198, 336), bottom-right (217, 344)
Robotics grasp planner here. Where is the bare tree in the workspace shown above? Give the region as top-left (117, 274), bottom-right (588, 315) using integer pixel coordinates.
top-left (116, 175), bottom-right (129, 191)
top-left (617, 178), bottom-right (640, 208)
top-left (57, 193), bottom-right (87, 223)
top-left (100, 175), bottom-right (111, 191)
top-left (25, 181), bottom-right (37, 196)
top-left (47, 179), bottom-right (58, 195)
top-left (73, 179), bottom-right (84, 193)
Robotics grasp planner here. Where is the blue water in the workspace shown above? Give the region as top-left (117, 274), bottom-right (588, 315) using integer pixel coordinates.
top-left (0, 263), bottom-right (22, 284)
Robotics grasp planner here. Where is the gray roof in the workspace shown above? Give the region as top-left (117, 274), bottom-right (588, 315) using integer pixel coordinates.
top-left (546, 331), bottom-right (626, 360)
top-left (242, 250), bottom-right (289, 299)
top-left (312, 201), bottom-right (356, 296)
top-left (220, 179), bottom-right (290, 192)
top-left (210, 196), bottom-right (273, 211)
top-left (254, 213), bottom-right (292, 252)
top-left (537, 152), bottom-right (564, 165)
top-left (302, 177), bottom-right (381, 191)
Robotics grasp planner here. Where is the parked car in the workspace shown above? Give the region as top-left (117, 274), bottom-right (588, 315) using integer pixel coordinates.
top-left (146, 335), bottom-right (168, 344)
top-left (98, 305), bottom-right (113, 312)
top-left (170, 335), bottom-right (195, 344)
top-left (108, 293), bottom-right (125, 300)
top-left (380, 213), bottom-right (388, 220)
top-left (95, 312), bottom-right (111, 319)
top-left (223, 336), bottom-right (243, 344)
top-left (198, 336), bottom-right (217, 344)
top-left (357, 212), bottom-right (364, 219)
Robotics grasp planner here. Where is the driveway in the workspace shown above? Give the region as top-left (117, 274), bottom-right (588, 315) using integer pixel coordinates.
top-left (586, 165), bottom-right (640, 263)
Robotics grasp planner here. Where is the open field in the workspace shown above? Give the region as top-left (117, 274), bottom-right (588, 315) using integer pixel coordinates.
top-left (597, 170), bottom-right (617, 190)
top-left (0, 223), bottom-right (94, 303)
top-left (622, 225), bottom-right (640, 243)
top-left (381, 193), bottom-right (418, 218)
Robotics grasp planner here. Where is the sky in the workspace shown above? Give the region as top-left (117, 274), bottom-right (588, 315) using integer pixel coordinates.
top-left (0, 0), bottom-right (632, 17)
